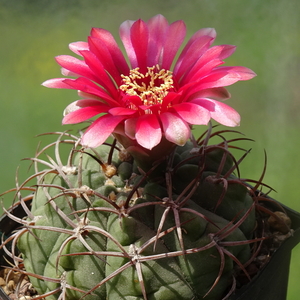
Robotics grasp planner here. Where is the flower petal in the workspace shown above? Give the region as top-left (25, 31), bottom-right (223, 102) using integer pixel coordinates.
top-left (182, 66), bottom-right (256, 97)
top-left (79, 50), bottom-right (118, 97)
top-left (146, 14), bottom-right (169, 66)
top-left (174, 30), bottom-right (216, 79)
top-left (191, 87), bottom-right (231, 100)
top-left (161, 20), bottom-right (186, 70)
top-left (42, 78), bottom-right (72, 89)
top-left (62, 78), bottom-right (119, 106)
top-left (176, 28), bottom-right (216, 66)
top-left (81, 115), bottom-right (126, 148)
top-left (64, 99), bottom-right (108, 113)
top-left (119, 20), bottom-right (137, 69)
top-left (171, 102), bottom-right (211, 125)
top-left (129, 19), bottom-right (149, 72)
top-left (88, 36), bottom-right (122, 84)
top-left (69, 41), bottom-right (89, 56)
top-left (63, 106), bottom-right (107, 124)
top-left (201, 66), bottom-right (257, 88)
top-left (160, 112), bottom-right (190, 146)
top-left (136, 114), bottom-right (162, 149)
top-left (62, 99), bottom-right (109, 124)
top-left (218, 44), bottom-right (236, 60)
top-left (124, 118), bottom-right (138, 140)
top-left (191, 98), bottom-right (240, 126)
top-left (108, 107), bottom-right (137, 116)
top-left (91, 27), bottom-right (129, 75)
top-left (217, 66), bottom-right (257, 81)
top-left (182, 45), bottom-right (227, 84)
top-left (55, 55), bottom-right (98, 82)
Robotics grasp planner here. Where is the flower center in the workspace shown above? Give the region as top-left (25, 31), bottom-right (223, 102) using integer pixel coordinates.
top-left (120, 65), bottom-right (174, 107)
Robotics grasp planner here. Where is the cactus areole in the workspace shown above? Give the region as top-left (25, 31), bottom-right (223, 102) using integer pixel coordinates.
top-left (0, 15), bottom-right (297, 300)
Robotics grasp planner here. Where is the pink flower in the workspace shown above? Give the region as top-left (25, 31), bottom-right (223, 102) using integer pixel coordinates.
top-left (43, 14), bottom-right (256, 151)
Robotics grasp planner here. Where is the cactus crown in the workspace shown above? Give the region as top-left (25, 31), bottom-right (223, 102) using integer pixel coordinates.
top-left (0, 127), bottom-right (292, 300)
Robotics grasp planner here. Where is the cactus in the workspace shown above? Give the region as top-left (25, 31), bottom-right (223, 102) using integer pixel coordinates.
top-left (0, 14), bottom-right (293, 300)
top-left (0, 128), bottom-right (291, 300)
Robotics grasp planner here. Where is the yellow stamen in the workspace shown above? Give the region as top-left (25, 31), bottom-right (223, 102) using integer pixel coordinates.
top-left (120, 65), bottom-right (173, 108)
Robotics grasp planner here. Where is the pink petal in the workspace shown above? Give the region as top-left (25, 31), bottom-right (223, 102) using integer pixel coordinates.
top-left (64, 99), bottom-right (108, 113)
top-left (171, 102), bottom-right (211, 125)
top-left (130, 19), bottom-right (149, 72)
top-left (88, 36), bottom-right (122, 84)
top-left (55, 55), bottom-right (98, 82)
top-left (61, 68), bottom-right (78, 77)
top-left (183, 57), bottom-right (224, 85)
top-left (108, 107), bottom-right (137, 116)
top-left (160, 112), bottom-right (190, 146)
top-left (189, 28), bottom-right (216, 45)
top-left (119, 20), bottom-right (137, 69)
top-left (217, 66), bottom-right (257, 80)
top-left (161, 20), bottom-right (186, 70)
top-left (146, 14), bottom-right (169, 66)
top-left (81, 115), bottom-right (126, 148)
top-left (79, 50), bottom-right (118, 97)
top-left (174, 35), bottom-right (215, 80)
top-left (184, 66), bottom-right (256, 95)
top-left (77, 91), bottom-right (104, 101)
top-left (200, 67), bottom-right (256, 88)
top-left (124, 118), bottom-right (138, 140)
top-left (218, 44), bottom-right (236, 60)
top-left (182, 45), bottom-right (227, 84)
top-left (189, 71), bottom-right (230, 91)
top-left (42, 78), bottom-right (72, 89)
top-left (191, 98), bottom-right (240, 126)
top-left (62, 78), bottom-right (119, 106)
top-left (135, 114), bottom-right (162, 149)
top-left (174, 28), bottom-right (216, 76)
top-left (63, 104), bottom-right (108, 124)
top-left (161, 92), bottom-right (182, 111)
top-left (91, 28), bottom-right (129, 75)
top-left (191, 87), bottom-right (231, 100)
top-left (69, 42), bottom-right (89, 56)
top-left (179, 28), bottom-right (216, 59)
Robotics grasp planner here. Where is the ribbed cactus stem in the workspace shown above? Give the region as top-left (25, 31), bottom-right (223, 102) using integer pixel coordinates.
top-left (0, 129), bottom-right (291, 300)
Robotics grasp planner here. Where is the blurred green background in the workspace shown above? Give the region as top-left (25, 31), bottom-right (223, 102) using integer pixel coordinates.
top-left (0, 0), bottom-right (299, 298)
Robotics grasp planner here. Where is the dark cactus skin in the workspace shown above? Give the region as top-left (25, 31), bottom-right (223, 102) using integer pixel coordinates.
top-left (5, 130), bottom-right (266, 299)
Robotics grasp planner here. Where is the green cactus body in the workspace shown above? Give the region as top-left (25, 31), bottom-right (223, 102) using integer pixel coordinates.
top-left (16, 133), bottom-right (257, 300)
